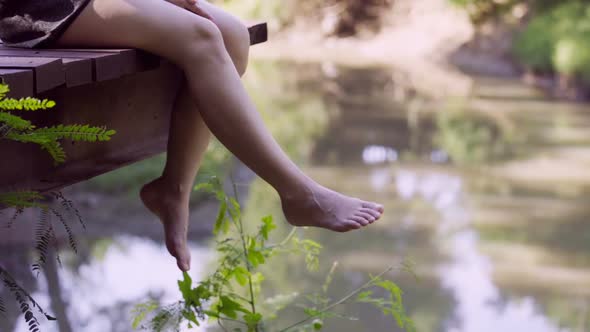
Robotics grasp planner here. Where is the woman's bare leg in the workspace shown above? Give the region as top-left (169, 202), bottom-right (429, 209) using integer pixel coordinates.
top-left (139, 83), bottom-right (210, 271)
top-left (136, 2), bottom-right (250, 271)
top-left (55, 0), bottom-right (384, 271)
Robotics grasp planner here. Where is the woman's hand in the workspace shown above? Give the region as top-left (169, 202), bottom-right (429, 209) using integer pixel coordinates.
top-left (166, 0), bottom-right (214, 21)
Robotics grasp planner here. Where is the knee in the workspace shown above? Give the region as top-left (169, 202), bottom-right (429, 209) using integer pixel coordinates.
top-left (219, 19), bottom-right (250, 76)
top-left (180, 18), bottom-right (229, 66)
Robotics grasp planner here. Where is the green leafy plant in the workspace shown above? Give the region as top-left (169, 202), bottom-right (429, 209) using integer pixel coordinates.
top-left (133, 176), bottom-right (416, 332)
top-left (0, 84), bottom-right (115, 164)
top-left (0, 83), bottom-right (115, 331)
top-left (513, 2), bottom-right (590, 81)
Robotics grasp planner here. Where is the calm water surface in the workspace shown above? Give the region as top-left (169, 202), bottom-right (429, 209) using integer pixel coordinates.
top-left (1, 62), bottom-right (589, 332)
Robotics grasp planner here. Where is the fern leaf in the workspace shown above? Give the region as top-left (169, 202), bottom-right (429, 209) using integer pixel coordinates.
top-left (0, 192), bottom-right (45, 209)
top-left (0, 97), bottom-right (56, 111)
top-left (53, 192), bottom-right (86, 230)
top-left (0, 84), bottom-right (9, 100)
top-left (0, 112), bottom-right (34, 130)
top-left (5, 131), bottom-right (66, 164)
top-left (4, 131), bottom-right (51, 145)
top-left (40, 140), bottom-right (66, 165)
top-left (32, 208), bottom-right (55, 275)
top-left (32, 124), bottom-right (116, 142)
top-left (5, 207), bottom-right (24, 229)
top-left (50, 207), bottom-right (77, 253)
top-left (0, 266), bottom-right (56, 323)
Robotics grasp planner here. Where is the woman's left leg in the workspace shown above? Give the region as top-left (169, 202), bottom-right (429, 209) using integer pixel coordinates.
top-left (139, 1), bottom-right (250, 271)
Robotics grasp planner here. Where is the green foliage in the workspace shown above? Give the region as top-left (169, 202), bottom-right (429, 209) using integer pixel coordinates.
top-left (451, 0), bottom-right (590, 81)
top-left (0, 83), bottom-right (107, 331)
top-left (513, 2), bottom-right (590, 80)
top-left (133, 177), bottom-right (415, 332)
top-left (553, 36), bottom-right (590, 79)
top-left (0, 83), bottom-right (116, 165)
top-left (512, 13), bottom-right (555, 72)
top-left (435, 107), bottom-right (515, 165)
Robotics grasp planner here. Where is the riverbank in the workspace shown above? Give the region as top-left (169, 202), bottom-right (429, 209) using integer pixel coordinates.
top-left (248, 0), bottom-right (590, 102)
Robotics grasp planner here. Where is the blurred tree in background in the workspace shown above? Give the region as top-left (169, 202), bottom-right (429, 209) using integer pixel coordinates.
top-left (452, 0), bottom-right (590, 87)
top-left (214, 0), bottom-right (393, 36)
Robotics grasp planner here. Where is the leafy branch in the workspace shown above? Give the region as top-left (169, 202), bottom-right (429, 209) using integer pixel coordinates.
top-left (0, 83), bottom-right (116, 165)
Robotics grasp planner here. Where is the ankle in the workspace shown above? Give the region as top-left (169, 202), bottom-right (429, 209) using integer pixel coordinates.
top-left (146, 177), bottom-right (191, 203)
top-left (277, 177), bottom-right (319, 203)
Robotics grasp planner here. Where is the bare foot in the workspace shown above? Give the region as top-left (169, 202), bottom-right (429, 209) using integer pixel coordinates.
top-left (140, 177), bottom-right (191, 271)
top-left (280, 183), bottom-right (384, 232)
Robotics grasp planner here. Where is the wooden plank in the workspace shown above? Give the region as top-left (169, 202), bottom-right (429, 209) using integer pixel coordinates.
top-left (61, 58), bottom-right (93, 87)
top-left (0, 57), bottom-right (64, 93)
top-left (39, 48), bottom-right (161, 81)
top-left (0, 49), bottom-right (94, 87)
top-left (0, 47), bottom-right (156, 82)
top-left (0, 69), bottom-right (34, 98)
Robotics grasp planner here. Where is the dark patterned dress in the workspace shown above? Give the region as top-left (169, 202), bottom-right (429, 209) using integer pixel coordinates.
top-left (0, 0), bottom-right (91, 48)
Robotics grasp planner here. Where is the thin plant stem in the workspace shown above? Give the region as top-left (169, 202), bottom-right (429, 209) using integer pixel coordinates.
top-left (278, 266), bottom-right (395, 332)
top-left (229, 174), bottom-right (260, 332)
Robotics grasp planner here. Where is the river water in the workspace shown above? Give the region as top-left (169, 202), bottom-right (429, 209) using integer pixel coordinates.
top-left (1, 61), bottom-right (589, 332)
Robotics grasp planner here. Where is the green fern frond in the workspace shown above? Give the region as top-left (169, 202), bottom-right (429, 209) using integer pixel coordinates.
top-left (0, 97), bottom-right (56, 111)
top-left (5, 131), bottom-right (67, 164)
top-left (0, 84), bottom-right (9, 100)
top-left (39, 140), bottom-right (66, 165)
top-left (4, 131), bottom-right (51, 145)
top-left (0, 112), bottom-right (34, 131)
top-left (33, 124), bottom-right (116, 142)
top-left (0, 191), bottom-right (45, 209)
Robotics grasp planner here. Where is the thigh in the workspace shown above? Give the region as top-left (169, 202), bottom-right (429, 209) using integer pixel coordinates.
top-left (55, 0), bottom-right (217, 63)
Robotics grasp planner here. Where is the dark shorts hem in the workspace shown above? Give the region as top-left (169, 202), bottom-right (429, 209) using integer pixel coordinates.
top-left (0, 0), bottom-right (92, 49)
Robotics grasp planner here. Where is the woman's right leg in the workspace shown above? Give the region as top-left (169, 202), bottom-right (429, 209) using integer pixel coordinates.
top-left (56, 0), bottom-right (384, 266)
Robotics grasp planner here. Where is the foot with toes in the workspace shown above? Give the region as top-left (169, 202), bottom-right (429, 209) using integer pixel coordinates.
top-left (281, 183), bottom-right (384, 232)
top-left (140, 178), bottom-right (192, 271)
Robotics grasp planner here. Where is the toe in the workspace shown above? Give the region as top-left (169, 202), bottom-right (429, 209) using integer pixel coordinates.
top-left (176, 245), bottom-right (191, 271)
top-left (334, 222), bottom-right (356, 232)
top-left (355, 212), bottom-right (375, 223)
top-left (167, 238), bottom-right (191, 271)
top-left (362, 201), bottom-right (384, 214)
top-left (350, 216), bottom-right (369, 227)
top-left (360, 208), bottom-right (381, 219)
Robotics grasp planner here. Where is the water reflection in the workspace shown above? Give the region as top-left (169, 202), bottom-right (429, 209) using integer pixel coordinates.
top-left (3, 62), bottom-right (590, 332)
top-left (6, 236), bottom-right (212, 332)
